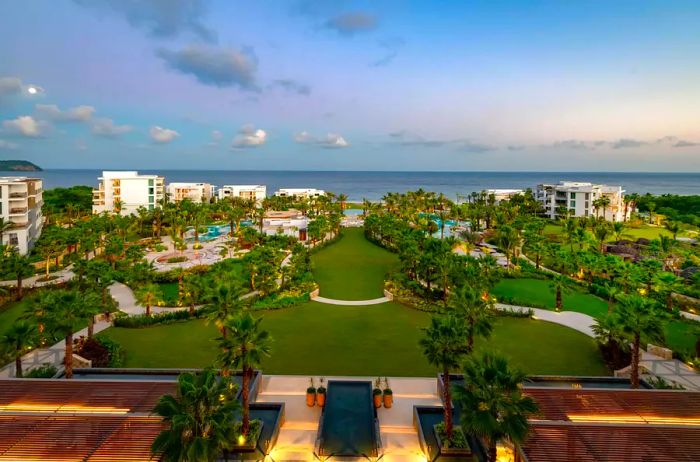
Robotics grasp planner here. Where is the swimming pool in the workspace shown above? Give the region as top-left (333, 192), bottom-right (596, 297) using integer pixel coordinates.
top-left (314, 380), bottom-right (381, 459)
top-left (185, 222), bottom-right (253, 242)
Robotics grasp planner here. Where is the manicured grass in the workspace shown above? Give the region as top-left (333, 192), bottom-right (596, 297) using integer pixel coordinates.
top-left (0, 299), bottom-right (29, 337)
top-left (542, 222), bottom-right (695, 241)
top-left (665, 319), bottom-right (699, 357)
top-left (312, 228), bottom-right (397, 300)
top-left (492, 278), bottom-right (609, 318)
top-left (100, 301), bottom-right (608, 376)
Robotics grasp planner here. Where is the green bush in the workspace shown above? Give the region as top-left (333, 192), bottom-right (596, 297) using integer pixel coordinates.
top-left (113, 308), bottom-right (204, 328)
top-left (251, 292), bottom-right (310, 310)
top-left (94, 335), bottom-right (125, 367)
top-left (25, 363), bottom-right (58, 378)
top-left (166, 256), bottom-right (188, 264)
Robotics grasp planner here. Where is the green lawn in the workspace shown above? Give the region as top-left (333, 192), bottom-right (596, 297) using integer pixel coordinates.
top-left (542, 222), bottom-right (694, 241)
top-left (492, 278), bottom-right (609, 318)
top-left (0, 299), bottom-right (30, 337)
top-left (312, 228), bottom-right (397, 300)
top-left (100, 301), bottom-right (608, 376)
top-left (665, 319), bottom-right (699, 357)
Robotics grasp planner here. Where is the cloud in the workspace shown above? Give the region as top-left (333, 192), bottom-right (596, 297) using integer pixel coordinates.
top-left (35, 104), bottom-right (95, 122)
top-left (550, 139), bottom-right (591, 150)
top-left (0, 77), bottom-right (22, 96)
top-left (324, 12), bottom-right (377, 36)
top-left (157, 45), bottom-right (258, 90)
top-left (2, 116), bottom-right (48, 137)
top-left (610, 138), bottom-right (647, 149)
top-left (456, 141), bottom-right (496, 153)
top-left (269, 79), bottom-right (311, 96)
top-left (0, 139), bottom-right (19, 150)
top-left (673, 140), bottom-right (699, 148)
top-left (91, 118), bottom-right (133, 137)
top-left (74, 0), bottom-right (216, 42)
top-left (208, 129), bottom-right (223, 147)
top-left (294, 131), bottom-right (349, 148)
top-left (232, 124), bottom-right (266, 148)
top-left (149, 125), bottom-right (179, 143)
top-left (370, 37), bottom-right (405, 67)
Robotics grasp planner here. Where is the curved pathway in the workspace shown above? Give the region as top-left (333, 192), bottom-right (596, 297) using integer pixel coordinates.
top-left (496, 303), bottom-right (596, 337)
top-left (311, 295), bottom-right (390, 306)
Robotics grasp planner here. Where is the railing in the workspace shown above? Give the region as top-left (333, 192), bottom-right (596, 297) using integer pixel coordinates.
top-left (9, 192), bottom-right (27, 199)
top-left (9, 208), bottom-right (28, 215)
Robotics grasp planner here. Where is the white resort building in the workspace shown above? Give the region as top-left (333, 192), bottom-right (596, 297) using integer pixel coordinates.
top-left (217, 185), bottom-right (267, 205)
top-left (0, 176), bottom-right (44, 255)
top-left (167, 182), bottom-right (215, 204)
top-left (274, 188), bottom-right (325, 199)
top-left (486, 189), bottom-right (525, 203)
top-left (536, 181), bottom-right (628, 221)
top-left (263, 210), bottom-right (309, 241)
top-left (92, 171), bottom-right (165, 215)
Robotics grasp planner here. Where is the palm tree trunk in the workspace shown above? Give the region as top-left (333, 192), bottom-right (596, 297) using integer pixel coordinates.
top-left (631, 334), bottom-right (640, 389)
top-left (189, 302), bottom-right (195, 316)
top-left (443, 370), bottom-right (453, 440)
top-left (242, 367), bottom-right (251, 437)
top-left (489, 441), bottom-right (497, 462)
top-left (16, 276), bottom-right (23, 300)
top-left (64, 333), bottom-right (74, 379)
top-left (15, 355), bottom-right (23, 378)
top-left (666, 294), bottom-right (673, 312)
top-left (87, 316), bottom-right (94, 338)
top-left (146, 303), bottom-right (151, 316)
top-left (556, 286), bottom-right (562, 311)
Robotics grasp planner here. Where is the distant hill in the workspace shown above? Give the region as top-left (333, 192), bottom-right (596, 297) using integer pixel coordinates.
top-left (0, 160), bottom-right (42, 172)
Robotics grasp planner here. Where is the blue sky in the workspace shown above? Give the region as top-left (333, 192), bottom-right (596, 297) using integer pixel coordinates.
top-left (0, 0), bottom-right (699, 171)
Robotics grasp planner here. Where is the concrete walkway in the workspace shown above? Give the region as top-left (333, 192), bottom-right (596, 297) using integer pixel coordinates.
top-left (0, 265), bottom-right (75, 289)
top-left (311, 295), bottom-right (390, 306)
top-left (496, 303), bottom-right (596, 337)
top-left (108, 282), bottom-right (189, 316)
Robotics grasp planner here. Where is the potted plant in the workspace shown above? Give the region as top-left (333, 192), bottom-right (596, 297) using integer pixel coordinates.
top-left (382, 377), bottom-right (393, 408)
top-left (316, 378), bottom-right (326, 407)
top-left (306, 377), bottom-right (316, 407)
top-left (373, 377), bottom-right (383, 409)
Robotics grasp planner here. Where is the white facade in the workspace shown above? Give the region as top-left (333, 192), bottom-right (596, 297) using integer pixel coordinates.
top-left (217, 185), bottom-right (266, 205)
top-left (0, 177), bottom-right (44, 255)
top-left (167, 182), bottom-right (215, 203)
top-left (486, 189), bottom-right (525, 203)
top-left (536, 181), bottom-right (627, 221)
top-left (92, 171), bottom-right (165, 216)
top-left (274, 188), bottom-right (325, 199)
top-left (262, 210), bottom-right (309, 240)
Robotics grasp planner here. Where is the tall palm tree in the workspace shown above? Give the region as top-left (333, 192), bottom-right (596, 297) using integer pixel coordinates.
top-left (549, 275), bottom-right (569, 312)
top-left (1, 320), bottom-right (38, 378)
top-left (614, 294), bottom-right (666, 389)
top-left (419, 314), bottom-right (470, 441)
top-left (45, 289), bottom-right (92, 379)
top-left (5, 251), bottom-right (33, 299)
top-left (454, 352), bottom-right (538, 462)
top-left (151, 369), bottom-right (240, 462)
top-left (664, 220), bottom-right (681, 240)
top-left (494, 225), bottom-right (520, 269)
top-left (448, 285), bottom-right (494, 352)
top-left (217, 313), bottom-right (272, 439)
top-left (135, 283), bottom-right (164, 316)
top-left (652, 271), bottom-right (684, 312)
top-left (205, 281), bottom-right (247, 338)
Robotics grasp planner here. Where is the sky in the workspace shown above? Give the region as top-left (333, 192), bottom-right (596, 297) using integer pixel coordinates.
top-left (0, 0), bottom-right (699, 172)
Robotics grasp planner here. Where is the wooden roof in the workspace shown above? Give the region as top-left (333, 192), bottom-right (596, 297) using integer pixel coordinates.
top-left (0, 380), bottom-right (175, 461)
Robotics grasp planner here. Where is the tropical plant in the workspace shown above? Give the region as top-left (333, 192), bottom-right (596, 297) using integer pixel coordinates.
top-left (419, 314), bottom-right (470, 442)
top-left (217, 313), bottom-right (272, 439)
top-left (448, 284), bottom-right (494, 352)
top-left (549, 275), bottom-right (570, 312)
top-left (1, 320), bottom-right (38, 378)
top-left (135, 283), bottom-right (164, 316)
top-left (454, 352), bottom-right (538, 462)
top-left (205, 281), bottom-right (247, 338)
top-left (151, 369), bottom-right (240, 462)
top-left (45, 289), bottom-right (94, 379)
top-left (652, 271), bottom-right (685, 312)
top-left (614, 294), bottom-right (666, 389)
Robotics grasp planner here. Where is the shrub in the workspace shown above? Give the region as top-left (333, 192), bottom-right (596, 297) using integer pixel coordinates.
top-left (25, 363), bottom-right (58, 378)
top-left (97, 335), bottom-right (125, 367)
top-left (251, 292), bottom-right (310, 310)
top-left (166, 256), bottom-right (188, 264)
top-left (113, 308), bottom-right (204, 328)
top-left (76, 337), bottom-right (111, 367)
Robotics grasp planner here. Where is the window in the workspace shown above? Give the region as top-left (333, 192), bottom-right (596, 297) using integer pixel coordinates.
top-left (570, 192), bottom-right (576, 199)
top-left (149, 195), bottom-right (154, 203)
top-left (148, 179), bottom-right (154, 186)
top-left (9, 233), bottom-right (18, 246)
top-left (585, 210), bottom-right (589, 216)
top-left (149, 187), bottom-right (154, 194)
top-left (569, 208), bottom-right (576, 214)
top-left (570, 201), bottom-right (576, 208)
top-left (585, 193), bottom-right (590, 200)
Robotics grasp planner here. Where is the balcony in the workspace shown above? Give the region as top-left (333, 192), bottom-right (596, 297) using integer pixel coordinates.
top-left (9, 207), bottom-right (28, 215)
top-left (9, 192), bottom-right (27, 199)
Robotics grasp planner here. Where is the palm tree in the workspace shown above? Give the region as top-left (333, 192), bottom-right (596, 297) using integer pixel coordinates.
top-left (419, 314), bottom-right (470, 442)
top-left (652, 271), bottom-right (684, 312)
top-left (217, 313), bottom-right (272, 439)
top-left (612, 221), bottom-right (625, 242)
top-left (664, 220), bottom-right (681, 240)
top-left (0, 217), bottom-right (14, 246)
top-left (205, 281), bottom-right (247, 338)
top-left (549, 275), bottom-right (569, 312)
top-left (494, 225), bottom-right (520, 269)
top-left (4, 251), bottom-right (33, 299)
top-left (592, 314), bottom-right (629, 369)
top-left (454, 352), bottom-right (538, 462)
top-left (1, 320), bottom-right (38, 378)
top-left (45, 289), bottom-right (93, 379)
top-left (614, 294), bottom-right (665, 389)
top-left (135, 283), bottom-right (163, 316)
top-left (151, 369), bottom-right (240, 462)
top-left (448, 285), bottom-right (494, 352)
top-left (593, 222), bottom-right (610, 252)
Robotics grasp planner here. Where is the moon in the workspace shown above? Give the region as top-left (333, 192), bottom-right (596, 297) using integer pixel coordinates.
top-left (27, 86), bottom-right (38, 94)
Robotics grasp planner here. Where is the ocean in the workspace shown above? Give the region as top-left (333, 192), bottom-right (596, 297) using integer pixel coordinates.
top-left (3, 170), bottom-right (699, 201)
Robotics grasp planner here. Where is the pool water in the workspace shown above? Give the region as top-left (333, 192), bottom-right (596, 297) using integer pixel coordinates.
top-left (316, 381), bottom-right (379, 458)
top-left (186, 222), bottom-right (252, 242)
